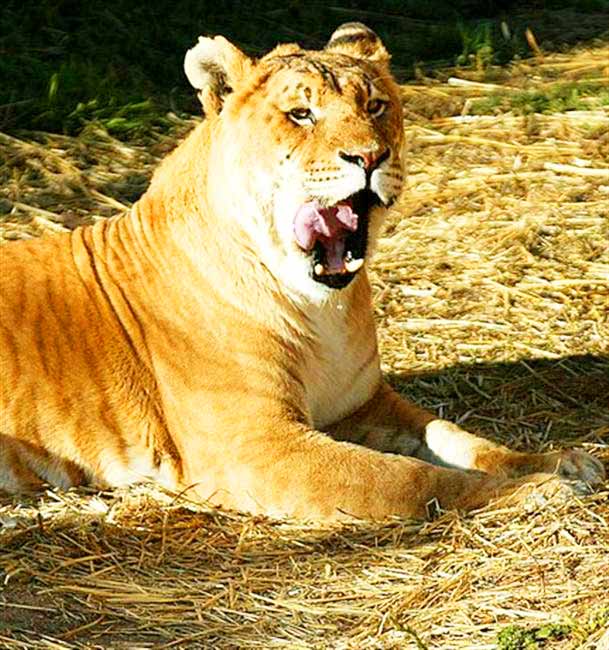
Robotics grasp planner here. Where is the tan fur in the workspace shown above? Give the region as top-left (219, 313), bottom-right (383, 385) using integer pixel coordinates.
top-left (0, 25), bottom-right (604, 519)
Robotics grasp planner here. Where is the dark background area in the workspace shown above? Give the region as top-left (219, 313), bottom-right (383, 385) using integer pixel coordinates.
top-left (1, 0), bottom-right (608, 135)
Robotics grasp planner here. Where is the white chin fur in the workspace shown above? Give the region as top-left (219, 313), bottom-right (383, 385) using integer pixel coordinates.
top-left (278, 254), bottom-right (336, 304)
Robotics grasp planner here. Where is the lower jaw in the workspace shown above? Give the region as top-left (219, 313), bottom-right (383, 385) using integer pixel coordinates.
top-left (311, 268), bottom-right (360, 289)
top-left (310, 237), bottom-right (368, 290)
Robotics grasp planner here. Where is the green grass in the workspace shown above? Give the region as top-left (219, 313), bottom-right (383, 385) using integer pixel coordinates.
top-left (496, 609), bottom-right (609, 649)
top-left (471, 81), bottom-right (609, 116)
top-left (496, 623), bottom-right (572, 650)
top-left (1, 0), bottom-right (608, 137)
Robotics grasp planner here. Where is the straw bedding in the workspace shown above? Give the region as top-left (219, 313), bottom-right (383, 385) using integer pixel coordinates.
top-left (1, 42), bottom-right (608, 649)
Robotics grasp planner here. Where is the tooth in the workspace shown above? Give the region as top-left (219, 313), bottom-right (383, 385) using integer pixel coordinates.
top-left (314, 263), bottom-right (325, 276)
top-left (344, 258), bottom-right (364, 273)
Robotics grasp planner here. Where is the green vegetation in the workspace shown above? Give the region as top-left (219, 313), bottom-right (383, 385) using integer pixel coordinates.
top-left (496, 609), bottom-right (609, 649)
top-left (496, 623), bottom-right (572, 650)
top-left (456, 20), bottom-right (495, 69)
top-left (1, 0), bottom-right (608, 137)
top-left (471, 81), bottom-right (609, 115)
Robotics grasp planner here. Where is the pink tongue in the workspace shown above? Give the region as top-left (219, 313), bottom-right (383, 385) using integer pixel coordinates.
top-left (293, 201), bottom-right (358, 272)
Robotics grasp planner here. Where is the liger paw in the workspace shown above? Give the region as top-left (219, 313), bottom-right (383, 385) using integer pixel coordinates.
top-left (549, 449), bottom-right (606, 492)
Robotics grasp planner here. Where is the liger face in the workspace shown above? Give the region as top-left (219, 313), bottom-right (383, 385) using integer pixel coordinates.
top-left (222, 48), bottom-right (404, 297)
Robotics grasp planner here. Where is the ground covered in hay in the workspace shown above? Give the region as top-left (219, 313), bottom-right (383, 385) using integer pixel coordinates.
top-left (1, 42), bottom-right (609, 650)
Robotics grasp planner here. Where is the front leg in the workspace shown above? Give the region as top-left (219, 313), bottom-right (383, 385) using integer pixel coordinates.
top-left (328, 383), bottom-right (606, 490)
top-left (158, 380), bottom-right (602, 520)
top-left (178, 416), bottom-right (579, 521)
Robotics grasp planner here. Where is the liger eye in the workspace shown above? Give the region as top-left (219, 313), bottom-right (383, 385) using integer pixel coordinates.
top-left (288, 107), bottom-right (316, 125)
top-left (367, 98), bottom-right (387, 117)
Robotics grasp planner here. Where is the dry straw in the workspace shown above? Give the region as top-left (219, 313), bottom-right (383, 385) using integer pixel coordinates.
top-left (1, 42), bottom-right (608, 649)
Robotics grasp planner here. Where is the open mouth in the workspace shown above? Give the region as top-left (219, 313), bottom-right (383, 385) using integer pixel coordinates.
top-left (293, 189), bottom-right (381, 289)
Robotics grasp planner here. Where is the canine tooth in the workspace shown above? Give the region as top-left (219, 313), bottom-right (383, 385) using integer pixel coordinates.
top-left (314, 263), bottom-right (325, 276)
top-left (344, 258), bottom-right (364, 273)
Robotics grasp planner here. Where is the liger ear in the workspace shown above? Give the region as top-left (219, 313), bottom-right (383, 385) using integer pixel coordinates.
top-left (184, 35), bottom-right (253, 115)
top-left (325, 22), bottom-right (390, 64)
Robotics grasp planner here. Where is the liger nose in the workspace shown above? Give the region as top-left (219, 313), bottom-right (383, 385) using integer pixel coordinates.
top-left (339, 148), bottom-right (390, 173)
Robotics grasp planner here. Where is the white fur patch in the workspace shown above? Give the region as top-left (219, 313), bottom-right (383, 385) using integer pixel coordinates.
top-left (424, 419), bottom-right (478, 469)
top-left (184, 37), bottom-right (224, 91)
top-left (303, 296), bottom-right (381, 428)
top-left (95, 448), bottom-right (160, 487)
